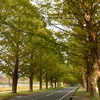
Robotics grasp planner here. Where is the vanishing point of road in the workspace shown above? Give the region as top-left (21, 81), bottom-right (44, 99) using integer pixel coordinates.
top-left (8, 86), bottom-right (79, 100)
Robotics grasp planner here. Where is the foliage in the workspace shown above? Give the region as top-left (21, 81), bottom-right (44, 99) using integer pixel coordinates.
top-left (62, 65), bottom-right (82, 84)
top-left (0, 0), bottom-right (68, 93)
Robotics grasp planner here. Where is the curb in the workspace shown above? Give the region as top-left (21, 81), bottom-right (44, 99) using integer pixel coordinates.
top-left (70, 85), bottom-right (80, 100)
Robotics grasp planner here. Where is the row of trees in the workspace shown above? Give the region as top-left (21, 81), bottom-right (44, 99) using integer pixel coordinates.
top-left (32, 0), bottom-right (100, 98)
top-left (0, 0), bottom-right (82, 93)
top-left (0, 0), bottom-right (60, 93)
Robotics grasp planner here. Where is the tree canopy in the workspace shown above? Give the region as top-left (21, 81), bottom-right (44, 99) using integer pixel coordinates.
top-left (1, 0), bottom-right (100, 98)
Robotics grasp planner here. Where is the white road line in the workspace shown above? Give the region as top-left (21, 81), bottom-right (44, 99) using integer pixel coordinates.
top-left (58, 90), bottom-right (62, 92)
top-left (25, 92), bottom-right (48, 97)
top-left (59, 90), bottom-right (74, 100)
top-left (46, 93), bottom-right (54, 96)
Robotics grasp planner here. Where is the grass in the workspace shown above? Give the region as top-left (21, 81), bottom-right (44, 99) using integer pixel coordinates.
top-left (0, 87), bottom-right (12, 92)
top-left (0, 87), bottom-right (64, 100)
top-left (0, 86), bottom-right (39, 92)
top-left (0, 93), bottom-right (19, 100)
top-left (90, 92), bottom-right (100, 100)
top-left (90, 97), bottom-right (100, 100)
top-left (75, 87), bottom-right (100, 100)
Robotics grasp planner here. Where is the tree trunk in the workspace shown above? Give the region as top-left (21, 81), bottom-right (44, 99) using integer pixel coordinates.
top-left (91, 49), bottom-right (100, 97)
top-left (81, 67), bottom-right (86, 88)
top-left (89, 74), bottom-right (97, 97)
top-left (97, 76), bottom-right (100, 98)
top-left (94, 65), bottom-right (100, 98)
top-left (93, 53), bottom-right (100, 97)
top-left (50, 76), bottom-right (53, 89)
top-left (95, 49), bottom-right (100, 97)
top-left (39, 70), bottom-right (42, 90)
top-left (84, 2), bottom-right (99, 96)
top-left (12, 58), bottom-right (18, 93)
top-left (54, 78), bottom-right (57, 88)
top-left (86, 58), bottom-right (97, 97)
top-left (86, 74), bottom-right (90, 92)
top-left (57, 82), bottom-right (60, 87)
top-left (46, 80), bottom-right (48, 89)
top-left (29, 75), bottom-right (33, 92)
top-left (86, 63), bottom-right (90, 92)
top-left (39, 78), bottom-right (42, 90)
top-left (45, 71), bottom-right (48, 89)
top-left (55, 81), bottom-right (56, 88)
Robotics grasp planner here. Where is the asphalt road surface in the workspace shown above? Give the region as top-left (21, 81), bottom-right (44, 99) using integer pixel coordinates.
top-left (9, 86), bottom-right (79, 100)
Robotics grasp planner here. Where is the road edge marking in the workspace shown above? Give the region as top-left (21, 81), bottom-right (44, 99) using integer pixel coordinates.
top-left (59, 89), bottom-right (74, 100)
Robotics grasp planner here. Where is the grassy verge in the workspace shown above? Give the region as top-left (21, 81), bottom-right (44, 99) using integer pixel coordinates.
top-left (75, 88), bottom-right (99, 100)
top-left (0, 87), bottom-right (64, 100)
top-left (0, 86), bottom-right (39, 92)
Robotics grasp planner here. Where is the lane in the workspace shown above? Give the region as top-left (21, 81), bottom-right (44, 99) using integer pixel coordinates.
top-left (35, 88), bottom-right (72, 100)
top-left (46, 93), bottom-right (54, 96)
top-left (9, 86), bottom-right (79, 100)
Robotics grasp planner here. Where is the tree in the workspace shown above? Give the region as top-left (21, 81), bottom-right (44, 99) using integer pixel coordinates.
top-left (0, 0), bottom-right (45, 93)
top-left (31, 0), bottom-right (100, 97)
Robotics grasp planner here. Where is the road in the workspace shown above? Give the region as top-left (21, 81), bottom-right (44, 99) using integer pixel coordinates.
top-left (8, 86), bottom-right (79, 100)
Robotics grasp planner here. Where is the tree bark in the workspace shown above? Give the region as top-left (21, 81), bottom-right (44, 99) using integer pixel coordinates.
top-left (86, 76), bottom-right (90, 92)
top-left (86, 67), bottom-right (90, 92)
top-left (85, 8), bottom-right (98, 97)
top-left (29, 75), bottom-right (33, 92)
top-left (57, 82), bottom-right (60, 87)
top-left (89, 74), bottom-right (96, 97)
top-left (86, 60), bottom-right (90, 92)
top-left (81, 67), bottom-right (86, 88)
top-left (97, 76), bottom-right (100, 98)
top-left (54, 77), bottom-right (57, 88)
top-left (95, 49), bottom-right (100, 97)
top-left (91, 48), bottom-right (100, 97)
top-left (86, 58), bottom-right (97, 97)
top-left (50, 76), bottom-right (53, 89)
top-left (46, 80), bottom-right (48, 89)
top-left (39, 70), bottom-right (42, 90)
top-left (12, 58), bottom-right (18, 93)
top-left (45, 72), bottom-right (48, 89)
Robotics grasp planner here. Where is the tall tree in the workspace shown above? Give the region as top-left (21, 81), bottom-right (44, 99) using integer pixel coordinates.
top-left (0, 0), bottom-right (45, 93)
top-left (31, 0), bottom-right (100, 97)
